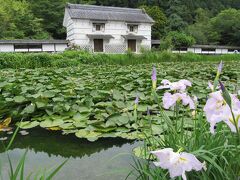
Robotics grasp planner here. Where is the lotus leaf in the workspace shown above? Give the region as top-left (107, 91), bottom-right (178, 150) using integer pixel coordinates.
top-left (13, 96), bottom-right (26, 103)
top-left (21, 104), bottom-right (35, 114)
top-left (40, 119), bottom-right (64, 128)
top-left (18, 121), bottom-right (39, 129)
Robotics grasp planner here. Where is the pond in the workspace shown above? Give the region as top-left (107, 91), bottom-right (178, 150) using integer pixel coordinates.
top-left (0, 128), bottom-right (141, 180)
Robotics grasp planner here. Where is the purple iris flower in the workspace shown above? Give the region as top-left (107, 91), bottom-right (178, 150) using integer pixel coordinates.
top-left (135, 96), bottom-right (139, 105)
top-left (147, 107), bottom-right (151, 116)
top-left (217, 61), bottom-right (223, 75)
top-left (219, 81), bottom-right (225, 92)
top-left (151, 67), bottom-right (157, 81)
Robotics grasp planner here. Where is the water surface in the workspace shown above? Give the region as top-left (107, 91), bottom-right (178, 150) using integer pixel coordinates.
top-left (0, 128), bottom-right (140, 180)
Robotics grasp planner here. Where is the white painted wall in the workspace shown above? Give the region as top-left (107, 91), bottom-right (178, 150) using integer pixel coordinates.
top-left (0, 44), bottom-right (67, 53)
top-left (187, 47), bottom-right (202, 53)
top-left (187, 48), bottom-right (194, 53)
top-left (216, 48), bottom-right (228, 54)
top-left (0, 45), bottom-right (14, 52)
top-left (176, 47), bottom-right (234, 54)
top-left (194, 48), bottom-right (202, 54)
top-left (221, 49), bottom-right (228, 54)
top-left (55, 44), bottom-right (68, 51)
top-left (29, 49), bottom-right (42, 52)
top-left (42, 44), bottom-right (54, 52)
top-left (65, 17), bottom-right (152, 53)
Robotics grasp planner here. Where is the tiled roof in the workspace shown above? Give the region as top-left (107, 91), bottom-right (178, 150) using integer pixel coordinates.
top-left (192, 44), bottom-right (240, 49)
top-left (87, 34), bottom-right (114, 39)
top-left (0, 40), bottom-right (67, 44)
top-left (66, 3), bottom-right (154, 23)
top-left (122, 34), bottom-right (147, 40)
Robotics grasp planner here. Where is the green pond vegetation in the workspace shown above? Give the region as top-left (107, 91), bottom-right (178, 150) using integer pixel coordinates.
top-left (1, 58), bottom-right (240, 179)
top-left (0, 61), bottom-right (239, 142)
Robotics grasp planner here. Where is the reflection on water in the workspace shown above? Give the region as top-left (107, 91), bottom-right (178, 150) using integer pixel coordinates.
top-left (0, 128), bottom-right (140, 180)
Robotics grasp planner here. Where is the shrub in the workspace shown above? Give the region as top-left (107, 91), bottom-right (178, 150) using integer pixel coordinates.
top-left (0, 51), bottom-right (239, 69)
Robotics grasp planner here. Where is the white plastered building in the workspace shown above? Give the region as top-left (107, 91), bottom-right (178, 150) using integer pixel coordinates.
top-left (63, 3), bottom-right (154, 53)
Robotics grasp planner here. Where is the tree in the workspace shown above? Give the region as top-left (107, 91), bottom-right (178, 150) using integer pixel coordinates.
top-left (185, 8), bottom-right (220, 45)
top-left (140, 6), bottom-right (167, 39)
top-left (167, 14), bottom-right (188, 32)
top-left (1, 0), bottom-right (240, 42)
top-left (211, 9), bottom-right (240, 46)
top-left (27, 0), bottom-right (68, 39)
top-left (0, 0), bottom-right (49, 39)
top-left (164, 0), bottom-right (190, 31)
top-left (163, 31), bottom-right (196, 49)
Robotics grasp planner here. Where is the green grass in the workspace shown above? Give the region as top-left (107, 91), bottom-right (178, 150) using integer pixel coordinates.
top-left (0, 50), bottom-right (239, 69)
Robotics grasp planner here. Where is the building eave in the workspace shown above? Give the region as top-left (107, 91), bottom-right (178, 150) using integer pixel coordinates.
top-left (0, 40), bottom-right (68, 44)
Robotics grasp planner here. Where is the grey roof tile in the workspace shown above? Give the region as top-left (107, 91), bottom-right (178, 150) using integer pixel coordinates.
top-left (122, 34), bottom-right (147, 40)
top-left (67, 3), bottom-right (154, 23)
top-left (192, 44), bottom-right (240, 49)
top-left (0, 40), bottom-right (67, 44)
top-left (87, 34), bottom-right (114, 39)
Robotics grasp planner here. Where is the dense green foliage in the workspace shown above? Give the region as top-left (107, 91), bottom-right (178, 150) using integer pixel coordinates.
top-left (187, 8), bottom-right (240, 46)
top-left (139, 6), bottom-right (167, 39)
top-left (0, 0), bottom-right (239, 46)
top-left (161, 31), bottom-right (196, 49)
top-left (186, 8), bottom-right (219, 45)
top-left (0, 51), bottom-right (240, 69)
top-left (211, 9), bottom-right (240, 46)
top-left (0, 0), bottom-right (49, 39)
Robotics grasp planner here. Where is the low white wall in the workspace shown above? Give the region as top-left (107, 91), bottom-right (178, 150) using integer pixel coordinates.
top-left (194, 48), bottom-right (202, 53)
top-left (0, 43), bottom-right (67, 53)
top-left (187, 47), bottom-right (202, 53)
top-left (29, 49), bottom-right (42, 52)
top-left (55, 44), bottom-right (68, 51)
top-left (216, 48), bottom-right (228, 54)
top-left (42, 44), bottom-right (55, 52)
top-left (187, 48), bottom-right (194, 53)
top-left (0, 44), bottom-right (14, 52)
top-left (184, 47), bottom-right (236, 54)
top-left (15, 49), bottom-right (29, 52)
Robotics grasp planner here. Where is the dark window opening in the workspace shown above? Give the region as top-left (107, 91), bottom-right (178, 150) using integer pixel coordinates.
top-left (202, 48), bottom-right (216, 51)
top-left (175, 47), bottom-right (187, 51)
top-left (96, 24), bottom-right (101, 31)
top-left (130, 26), bottom-right (134, 32)
top-left (93, 23), bottom-right (105, 31)
top-left (128, 25), bottom-right (138, 32)
top-left (14, 44), bottom-right (42, 49)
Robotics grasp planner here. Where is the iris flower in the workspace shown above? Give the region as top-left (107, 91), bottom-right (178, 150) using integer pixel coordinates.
top-left (157, 79), bottom-right (192, 92)
top-left (208, 81), bottom-right (214, 92)
top-left (134, 96), bottom-right (139, 110)
top-left (217, 60), bottom-right (223, 77)
top-left (152, 67), bottom-right (157, 90)
top-left (151, 148), bottom-right (204, 180)
top-left (162, 92), bottom-right (195, 110)
top-left (204, 91), bottom-right (240, 133)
